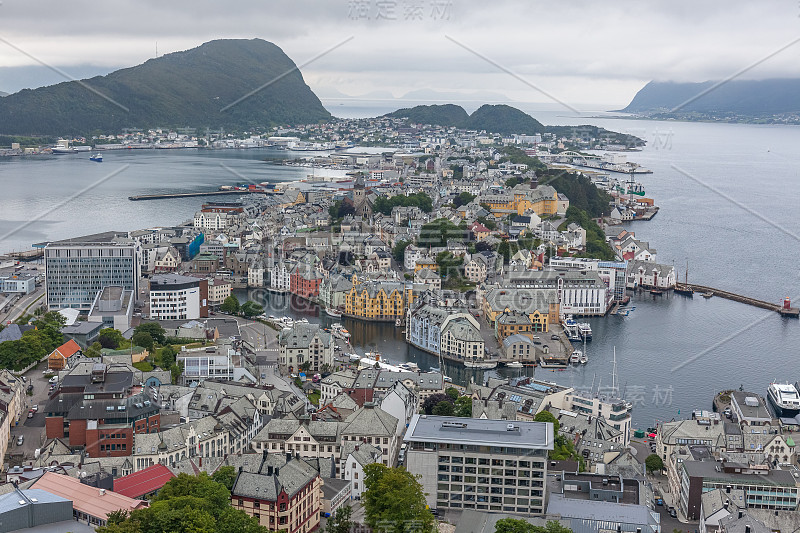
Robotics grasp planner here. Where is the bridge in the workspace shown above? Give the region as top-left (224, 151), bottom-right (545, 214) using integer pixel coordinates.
top-left (675, 283), bottom-right (799, 318)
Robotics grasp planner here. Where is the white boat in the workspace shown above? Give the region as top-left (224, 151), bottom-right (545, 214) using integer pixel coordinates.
top-left (331, 323), bottom-right (351, 340)
top-left (52, 147), bottom-right (76, 154)
top-left (579, 353), bottom-right (588, 364)
top-left (325, 307), bottom-right (343, 318)
top-left (463, 360), bottom-right (498, 369)
top-left (570, 350), bottom-right (582, 364)
top-left (578, 323), bottom-right (592, 341)
top-left (505, 361), bottom-right (523, 368)
top-left (395, 318), bottom-right (402, 327)
top-left (767, 383), bottom-right (800, 418)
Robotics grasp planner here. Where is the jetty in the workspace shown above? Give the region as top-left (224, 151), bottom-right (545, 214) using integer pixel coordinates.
top-left (676, 283), bottom-right (799, 318)
top-left (128, 190), bottom-right (258, 201)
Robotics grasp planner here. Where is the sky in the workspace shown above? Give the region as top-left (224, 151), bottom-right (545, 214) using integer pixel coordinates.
top-left (0, 0), bottom-right (799, 109)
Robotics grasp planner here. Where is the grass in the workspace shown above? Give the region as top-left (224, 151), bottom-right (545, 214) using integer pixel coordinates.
top-left (307, 390), bottom-right (321, 406)
top-left (133, 361), bottom-right (154, 372)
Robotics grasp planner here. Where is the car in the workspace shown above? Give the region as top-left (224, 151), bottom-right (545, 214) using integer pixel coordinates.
top-left (48, 376), bottom-right (58, 384)
top-left (668, 507), bottom-right (677, 518)
top-left (31, 405), bottom-right (38, 413)
top-left (551, 334), bottom-right (560, 340)
top-left (27, 410), bottom-right (34, 419)
top-left (16, 435), bottom-right (23, 446)
top-left (655, 498), bottom-right (663, 506)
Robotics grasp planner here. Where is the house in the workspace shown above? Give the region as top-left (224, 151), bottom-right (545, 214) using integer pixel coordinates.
top-left (47, 339), bottom-right (82, 371)
top-left (342, 442), bottom-right (382, 498)
top-left (278, 322), bottom-right (334, 373)
top-left (113, 463), bottom-right (175, 500)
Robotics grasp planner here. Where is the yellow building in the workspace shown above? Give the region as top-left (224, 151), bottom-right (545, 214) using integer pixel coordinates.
top-left (482, 288), bottom-right (559, 332)
top-left (480, 184), bottom-right (559, 218)
top-left (414, 258), bottom-right (438, 273)
top-left (345, 279), bottom-right (409, 321)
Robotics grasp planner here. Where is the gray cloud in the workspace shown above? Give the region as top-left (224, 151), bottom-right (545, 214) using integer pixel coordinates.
top-left (0, 0), bottom-right (797, 107)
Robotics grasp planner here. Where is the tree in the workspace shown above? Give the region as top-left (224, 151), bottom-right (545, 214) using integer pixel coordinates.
top-left (326, 505), bottom-right (353, 533)
top-left (159, 345), bottom-right (177, 368)
top-left (240, 300), bottom-right (264, 318)
top-left (362, 464), bottom-right (434, 533)
top-left (422, 393), bottom-right (453, 415)
top-left (645, 454), bottom-right (664, 474)
top-left (98, 328), bottom-right (125, 349)
top-left (220, 295), bottom-right (240, 315)
top-left (132, 331), bottom-right (154, 353)
top-left (445, 387), bottom-right (459, 401)
top-left (533, 410), bottom-right (560, 433)
top-left (211, 466), bottom-right (237, 491)
top-left (432, 400), bottom-right (455, 416)
top-left (453, 191), bottom-right (476, 208)
top-left (392, 239), bottom-right (411, 263)
top-left (495, 518), bottom-right (573, 533)
top-left (455, 396), bottom-right (472, 417)
top-left (170, 362), bottom-right (184, 385)
top-left (134, 322), bottom-right (166, 345)
top-left (85, 341), bottom-right (103, 359)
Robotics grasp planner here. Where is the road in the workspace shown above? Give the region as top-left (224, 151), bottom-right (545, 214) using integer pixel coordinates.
top-left (0, 286), bottom-right (45, 324)
top-left (8, 362), bottom-right (52, 462)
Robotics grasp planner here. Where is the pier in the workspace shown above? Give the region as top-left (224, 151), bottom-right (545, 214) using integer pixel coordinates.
top-left (676, 283), bottom-right (799, 318)
top-left (128, 190), bottom-right (260, 201)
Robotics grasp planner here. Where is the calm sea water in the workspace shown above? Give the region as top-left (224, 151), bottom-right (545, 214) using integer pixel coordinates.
top-left (3, 104), bottom-right (799, 427)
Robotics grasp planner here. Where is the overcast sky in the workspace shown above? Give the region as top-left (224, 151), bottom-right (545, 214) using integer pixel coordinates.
top-left (1, 0), bottom-right (799, 109)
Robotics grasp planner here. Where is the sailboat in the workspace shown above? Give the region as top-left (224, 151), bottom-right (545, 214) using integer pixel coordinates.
top-left (674, 259), bottom-right (694, 296)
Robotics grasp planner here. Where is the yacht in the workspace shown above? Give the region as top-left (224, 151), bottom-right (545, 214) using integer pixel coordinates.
top-left (325, 307), bottom-right (343, 318)
top-left (767, 383), bottom-right (800, 418)
top-left (505, 361), bottom-right (523, 368)
top-left (579, 352), bottom-right (588, 364)
top-left (578, 323), bottom-right (592, 341)
top-left (570, 350), bottom-right (582, 364)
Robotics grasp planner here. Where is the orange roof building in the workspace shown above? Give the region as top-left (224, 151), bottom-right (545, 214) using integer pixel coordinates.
top-left (47, 339), bottom-right (82, 370)
top-left (32, 471), bottom-right (147, 527)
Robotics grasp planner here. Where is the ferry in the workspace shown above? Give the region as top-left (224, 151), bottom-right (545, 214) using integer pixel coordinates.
top-left (578, 323), bottom-right (592, 341)
top-left (89, 154), bottom-right (103, 162)
top-left (767, 383), bottom-right (800, 418)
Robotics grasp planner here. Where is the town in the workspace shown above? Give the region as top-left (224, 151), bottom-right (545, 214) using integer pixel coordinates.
top-left (0, 114), bottom-right (794, 533)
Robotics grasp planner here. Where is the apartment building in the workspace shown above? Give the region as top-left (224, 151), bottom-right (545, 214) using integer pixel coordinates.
top-left (148, 274), bottom-right (208, 320)
top-left (404, 415), bottom-right (553, 515)
top-left (278, 323), bottom-right (334, 373)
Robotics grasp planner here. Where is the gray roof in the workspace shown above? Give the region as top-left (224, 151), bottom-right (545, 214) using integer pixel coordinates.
top-left (404, 414), bottom-right (553, 449)
top-left (682, 460), bottom-right (797, 486)
top-left (279, 322), bottom-right (332, 349)
top-left (232, 458), bottom-right (318, 501)
top-left (343, 405), bottom-right (398, 437)
top-left (718, 512), bottom-right (772, 533)
top-left (0, 324), bottom-right (23, 343)
top-left (546, 492), bottom-right (656, 526)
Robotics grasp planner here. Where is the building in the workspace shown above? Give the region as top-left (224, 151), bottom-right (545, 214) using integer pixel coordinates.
top-left (208, 278), bottom-right (232, 306)
top-left (403, 415), bottom-right (553, 515)
top-left (729, 392), bottom-right (774, 427)
top-left (113, 464), bottom-right (175, 500)
top-left (87, 286), bottom-right (134, 331)
top-left (149, 274), bottom-right (208, 320)
top-left (31, 471), bottom-right (148, 527)
top-left (406, 300), bottom-right (485, 361)
top-left (177, 345), bottom-right (235, 384)
top-left (47, 339), bottom-right (83, 371)
top-left (0, 487), bottom-right (74, 532)
top-left (342, 442), bottom-right (382, 498)
top-left (345, 280), bottom-right (409, 321)
top-left (278, 322), bottom-right (334, 373)
top-left (680, 460), bottom-right (799, 519)
top-left (0, 273), bottom-right (36, 294)
top-left (505, 270), bottom-right (610, 316)
top-left (231, 455), bottom-right (321, 533)
top-left (45, 232), bottom-right (141, 312)
top-left (482, 288), bottom-right (559, 331)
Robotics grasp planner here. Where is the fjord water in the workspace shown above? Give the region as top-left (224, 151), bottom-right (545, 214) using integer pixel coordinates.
top-left (3, 107), bottom-right (800, 426)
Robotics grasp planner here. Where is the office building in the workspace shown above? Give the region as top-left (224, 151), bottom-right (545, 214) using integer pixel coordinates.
top-left (44, 232), bottom-right (141, 312)
top-left (403, 415), bottom-right (553, 515)
top-left (148, 274), bottom-right (208, 320)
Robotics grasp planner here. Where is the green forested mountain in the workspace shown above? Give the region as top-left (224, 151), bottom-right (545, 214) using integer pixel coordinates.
top-left (0, 39), bottom-right (331, 135)
top-left (386, 104), bottom-right (469, 127)
top-left (386, 103), bottom-right (544, 134)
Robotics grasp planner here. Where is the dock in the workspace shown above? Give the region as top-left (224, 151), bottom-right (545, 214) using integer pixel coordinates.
top-left (677, 283), bottom-right (799, 318)
top-left (128, 190), bottom-right (260, 201)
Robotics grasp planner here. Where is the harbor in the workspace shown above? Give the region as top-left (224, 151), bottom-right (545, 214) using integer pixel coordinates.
top-left (674, 283), bottom-right (799, 317)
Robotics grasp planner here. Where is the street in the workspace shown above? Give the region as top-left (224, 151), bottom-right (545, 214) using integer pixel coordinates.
top-left (8, 361), bottom-right (52, 463)
top-left (0, 286), bottom-right (45, 325)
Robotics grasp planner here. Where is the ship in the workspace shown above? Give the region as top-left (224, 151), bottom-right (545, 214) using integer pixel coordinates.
top-left (570, 350), bottom-right (582, 364)
top-left (325, 307), bottom-right (343, 318)
top-left (89, 154), bottom-right (103, 162)
top-left (767, 383), bottom-right (800, 418)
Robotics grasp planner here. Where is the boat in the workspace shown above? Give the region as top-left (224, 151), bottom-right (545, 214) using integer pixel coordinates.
top-left (650, 289), bottom-right (663, 295)
top-left (52, 147), bottom-right (76, 154)
top-left (463, 360), bottom-right (498, 369)
top-left (702, 292), bottom-right (714, 299)
top-left (570, 350), bottom-right (582, 364)
top-left (505, 361), bottom-right (523, 368)
top-left (578, 323), bottom-right (592, 341)
top-left (89, 154), bottom-right (103, 162)
top-left (579, 352), bottom-right (588, 364)
top-left (331, 323), bottom-right (351, 341)
top-left (767, 383), bottom-right (800, 418)
top-left (395, 318), bottom-right (402, 327)
top-left (674, 285), bottom-right (694, 297)
top-left (325, 307), bottom-right (343, 318)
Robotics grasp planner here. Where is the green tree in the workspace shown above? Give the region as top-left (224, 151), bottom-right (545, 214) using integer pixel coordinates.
top-left (132, 331), bottom-right (154, 353)
top-left (326, 505), bottom-right (354, 533)
top-left (85, 341), bottom-right (104, 359)
top-left (533, 410), bottom-right (560, 433)
top-left (170, 362), bottom-right (184, 384)
top-left (453, 191), bottom-right (476, 208)
top-left (211, 466), bottom-right (237, 491)
top-left (445, 387), bottom-right (459, 401)
top-left (392, 239), bottom-right (412, 263)
top-left (432, 400), bottom-right (455, 416)
top-left (220, 295), bottom-right (240, 315)
top-left (495, 518), bottom-right (573, 533)
top-left (455, 396), bottom-right (472, 417)
top-left (422, 393), bottom-right (453, 415)
top-left (159, 345), bottom-right (177, 368)
top-left (98, 328), bottom-right (125, 349)
top-left (435, 251), bottom-right (463, 280)
top-left (240, 300), bottom-right (264, 318)
top-left (362, 464), bottom-right (434, 533)
top-left (645, 453), bottom-right (664, 474)
top-left (134, 322), bottom-right (166, 345)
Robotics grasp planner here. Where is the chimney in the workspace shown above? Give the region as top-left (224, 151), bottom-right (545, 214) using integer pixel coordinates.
top-left (267, 466), bottom-right (273, 476)
top-left (745, 526), bottom-right (751, 533)
top-left (199, 457), bottom-right (202, 467)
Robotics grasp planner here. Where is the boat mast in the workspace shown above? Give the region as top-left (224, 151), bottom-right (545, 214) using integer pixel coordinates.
top-left (612, 347), bottom-right (618, 397)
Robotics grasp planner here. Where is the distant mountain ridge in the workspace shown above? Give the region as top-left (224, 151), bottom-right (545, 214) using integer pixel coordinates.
top-left (386, 104), bottom-right (545, 134)
top-left (0, 39), bottom-right (331, 135)
top-left (621, 79), bottom-right (800, 115)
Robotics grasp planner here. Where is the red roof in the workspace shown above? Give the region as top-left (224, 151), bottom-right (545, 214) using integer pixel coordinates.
top-left (52, 339), bottom-right (81, 359)
top-left (113, 464), bottom-right (175, 498)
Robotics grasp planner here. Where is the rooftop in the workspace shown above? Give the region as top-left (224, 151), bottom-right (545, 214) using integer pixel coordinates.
top-left (32, 471), bottom-right (147, 520)
top-left (113, 464), bottom-right (175, 498)
top-left (404, 414), bottom-right (553, 450)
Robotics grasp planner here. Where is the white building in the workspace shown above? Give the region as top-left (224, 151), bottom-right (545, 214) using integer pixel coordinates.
top-left (177, 345), bottom-right (234, 384)
top-left (0, 274), bottom-right (35, 294)
top-left (148, 274), bottom-right (206, 320)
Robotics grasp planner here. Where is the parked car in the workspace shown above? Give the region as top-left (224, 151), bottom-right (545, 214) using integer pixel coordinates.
top-left (655, 498), bottom-right (663, 506)
top-left (27, 410), bottom-right (34, 419)
top-left (48, 376), bottom-right (58, 384)
top-left (668, 507), bottom-right (677, 518)
top-left (16, 435), bottom-right (23, 446)
top-left (31, 406), bottom-right (38, 413)
top-left (551, 334), bottom-right (560, 340)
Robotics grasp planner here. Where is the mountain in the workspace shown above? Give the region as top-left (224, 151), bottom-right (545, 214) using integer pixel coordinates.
top-left (386, 103), bottom-right (543, 134)
top-left (621, 79), bottom-right (800, 115)
top-left (0, 39), bottom-right (331, 135)
top-left (386, 104), bottom-right (469, 127)
top-left (0, 91), bottom-right (7, 97)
